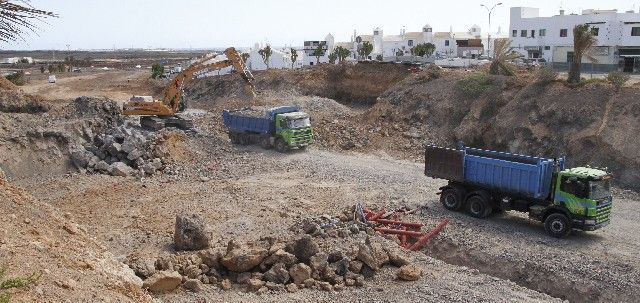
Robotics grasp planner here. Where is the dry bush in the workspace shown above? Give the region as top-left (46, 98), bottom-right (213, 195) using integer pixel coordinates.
top-left (606, 71), bottom-right (630, 91)
top-left (536, 67), bottom-right (558, 84)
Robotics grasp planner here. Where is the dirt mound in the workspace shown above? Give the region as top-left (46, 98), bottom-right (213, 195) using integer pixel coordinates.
top-left (188, 62), bottom-right (412, 105)
top-left (0, 168), bottom-right (152, 302)
top-left (0, 76), bottom-right (18, 91)
top-left (0, 90), bottom-right (50, 113)
top-left (372, 70), bottom-right (640, 190)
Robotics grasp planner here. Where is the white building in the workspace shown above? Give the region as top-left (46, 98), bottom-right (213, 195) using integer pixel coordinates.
top-left (302, 34), bottom-right (334, 66)
top-left (352, 24), bottom-right (496, 61)
top-left (509, 7), bottom-right (640, 72)
top-left (248, 43), bottom-right (304, 70)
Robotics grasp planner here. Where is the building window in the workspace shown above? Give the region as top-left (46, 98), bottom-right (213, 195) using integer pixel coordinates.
top-left (632, 27), bottom-right (640, 36)
top-left (512, 30), bottom-right (517, 37)
top-left (591, 27), bottom-right (599, 36)
top-left (408, 40), bottom-right (413, 46)
top-left (539, 29), bottom-right (546, 36)
top-left (521, 30), bottom-right (527, 37)
top-left (560, 29), bottom-right (568, 37)
top-left (531, 30), bottom-right (535, 38)
top-left (445, 40), bottom-right (449, 46)
top-left (374, 30), bottom-right (379, 35)
top-left (544, 46), bottom-right (550, 50)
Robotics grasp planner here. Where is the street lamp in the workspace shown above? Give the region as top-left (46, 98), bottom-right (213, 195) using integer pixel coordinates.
top-left (481, 2), bottom-right (502, 58)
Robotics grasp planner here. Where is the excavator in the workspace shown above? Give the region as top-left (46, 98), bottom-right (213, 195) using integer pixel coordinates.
top-left (123, 47), bottom-right (255, 130)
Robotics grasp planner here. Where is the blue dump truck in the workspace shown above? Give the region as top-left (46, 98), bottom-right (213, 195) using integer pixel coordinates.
top-left (424, 145), bottom-right (613, 237)
top-left (222, 106), bottom-right (314, 152)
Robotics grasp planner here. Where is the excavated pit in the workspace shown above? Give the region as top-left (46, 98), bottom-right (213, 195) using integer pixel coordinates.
top-left (424, 237), bottom-right (602, 302)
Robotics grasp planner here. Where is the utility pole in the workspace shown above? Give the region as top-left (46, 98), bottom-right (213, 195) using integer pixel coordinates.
top-left (481, 2), bottom-right (502, 58)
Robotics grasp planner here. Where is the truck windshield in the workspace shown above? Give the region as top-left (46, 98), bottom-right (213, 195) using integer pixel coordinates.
top-left (590, 179), bottom-right (611, 200)
top-left (288, 117), bottom-right (311, 129)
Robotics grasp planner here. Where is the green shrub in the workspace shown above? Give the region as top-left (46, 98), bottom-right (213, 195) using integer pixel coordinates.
top-left (151, 63), bottom-right (164, 79)
top-left (0, 266), bottom-right (41, 302)
top-left (456, 72), bottom-right (493, 98)
top-left (5, 71), bottom-right (26, 86)
top-left (606, 70), bottom-right (630, 91)
top-left (536, 66), bottom-right (558, 84)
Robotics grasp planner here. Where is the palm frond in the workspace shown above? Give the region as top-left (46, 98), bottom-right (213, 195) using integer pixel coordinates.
top-left (0, 0), bottom-right (57, 43)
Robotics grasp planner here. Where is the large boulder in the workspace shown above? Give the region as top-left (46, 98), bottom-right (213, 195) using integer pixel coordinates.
top-left (220, 240), bottom-right (268, 272)
top-left (356, 239), bottom-right (389, 271)
top-left (291, 235), bottom-right (319, 263)
top-left (174, 214), bottom-right (210, 251)
top-left (142, 271), bottom-right (182, 293)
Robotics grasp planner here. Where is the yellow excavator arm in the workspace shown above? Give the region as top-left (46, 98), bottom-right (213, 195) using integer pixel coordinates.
top-left (123, 47), bottom-right (255, 116)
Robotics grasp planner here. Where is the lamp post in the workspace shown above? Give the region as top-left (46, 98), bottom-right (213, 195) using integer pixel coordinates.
top-left (481, 2), bottom-right (502, 58)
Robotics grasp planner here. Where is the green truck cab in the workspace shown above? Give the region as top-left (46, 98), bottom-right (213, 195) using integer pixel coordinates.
top-left (541, 167), bottom-right (613, 234)
top-left (274, 112), bottom-right (314, 151)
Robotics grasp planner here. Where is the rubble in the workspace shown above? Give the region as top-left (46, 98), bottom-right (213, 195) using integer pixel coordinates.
top-left (68, 123), bottom-right (185, 177)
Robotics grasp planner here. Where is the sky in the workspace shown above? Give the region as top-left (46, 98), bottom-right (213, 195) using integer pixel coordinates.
top-left (4, 0), bottom-right (640, 50)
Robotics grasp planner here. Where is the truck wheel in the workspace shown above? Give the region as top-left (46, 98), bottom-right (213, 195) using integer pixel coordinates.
top-left (238, 134), bottom-right (249, 145)
top-left (275, 139), bottom-right (287, 153)
top-left (260, 137), bottom-right (271, 149)
top-left (466, 195), bottom-right (491, 218)
top-left (229, 133), bottom-right (239, 144)
top-left (440, 188), bottom-right (463, 211)
top-left (544, 213), bottom-right (572, 238)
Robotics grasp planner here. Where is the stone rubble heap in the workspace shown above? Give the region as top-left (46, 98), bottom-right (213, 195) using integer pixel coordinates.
top-left (127, 214), bottom-right (424, 294)
top-left (69, 125), bottom-right (183, 177)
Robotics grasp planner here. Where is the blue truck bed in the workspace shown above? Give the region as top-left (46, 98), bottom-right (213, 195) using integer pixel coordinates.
top-left (425, 145), bottom-right (563, 200)
top-left (222, 106), bottom-right (298, 134)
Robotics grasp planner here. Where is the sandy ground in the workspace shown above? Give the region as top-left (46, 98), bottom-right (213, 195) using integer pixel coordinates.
top-left (20, 69), bottom-right (157, 101)
top-left (4, 67), bottom-right (640, 302)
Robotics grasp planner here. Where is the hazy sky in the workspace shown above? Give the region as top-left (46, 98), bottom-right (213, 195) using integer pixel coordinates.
top-left (5, 0), bottom-right (639, 50)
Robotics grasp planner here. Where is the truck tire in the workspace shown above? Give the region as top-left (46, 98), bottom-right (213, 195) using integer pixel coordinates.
top-left (238, 134), bottom-right (249, 145)
top-left (260, 137), bottom-right (271, 149)
top-left (275, 139), bottom-right (287, 153)
top-left (440, 188), bottom-right (464, 211)
top-left (544, 213), bottom-right (572, 238)
top-left (229, 133), bottom-right (239, 144)
top-left (466, 194), bottom-right (491, 218)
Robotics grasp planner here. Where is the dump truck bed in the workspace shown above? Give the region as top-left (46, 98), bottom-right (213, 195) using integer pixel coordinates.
top-left (425, 145), bottom-right (561, 199)
top-left (222, 106), bottom-right (299, 134)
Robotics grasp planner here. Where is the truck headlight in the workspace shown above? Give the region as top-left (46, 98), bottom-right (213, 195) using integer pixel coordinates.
top-left (585, 219), bottom-right (596, 225)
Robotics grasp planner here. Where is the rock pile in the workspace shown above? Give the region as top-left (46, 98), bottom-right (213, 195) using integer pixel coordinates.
top-left (130, 215), bottom-right (422, 294)
top-left (69, 125), bottom-right (184, 177)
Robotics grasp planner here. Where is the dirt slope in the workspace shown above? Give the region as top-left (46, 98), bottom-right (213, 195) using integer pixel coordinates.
top-left (0, 168), bottom-right (152, 302)
top-left (188, 62), bottom-right (412, 105)
top-left (375, 71), bottom-right (640, 190)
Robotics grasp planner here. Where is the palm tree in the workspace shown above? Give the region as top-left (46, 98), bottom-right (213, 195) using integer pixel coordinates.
top-left (568, 24), bottom-right (598, 84)
top-left (489, 39), bottom-right (520, 76)
top-left (0, 1), bottom-right (57, 43)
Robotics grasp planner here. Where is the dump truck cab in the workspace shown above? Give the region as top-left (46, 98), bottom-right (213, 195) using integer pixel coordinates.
top-left (552, 167), bottom-right (612, 231)
top-left (274, 112), bottom-right (313, 149)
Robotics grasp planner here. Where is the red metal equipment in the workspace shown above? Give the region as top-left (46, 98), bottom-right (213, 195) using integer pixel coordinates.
top-left (361, 206), bottom-right (448, 251)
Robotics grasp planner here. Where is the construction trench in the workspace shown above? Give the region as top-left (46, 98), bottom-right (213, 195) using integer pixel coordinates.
top-left (1, 63), bottom-right (639, 302)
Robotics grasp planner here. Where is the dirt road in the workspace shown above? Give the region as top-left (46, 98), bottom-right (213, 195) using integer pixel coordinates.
top-left (18, 139), bottom-right (640, 302)
top-left (20, 69), bottom-right (157, 101)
